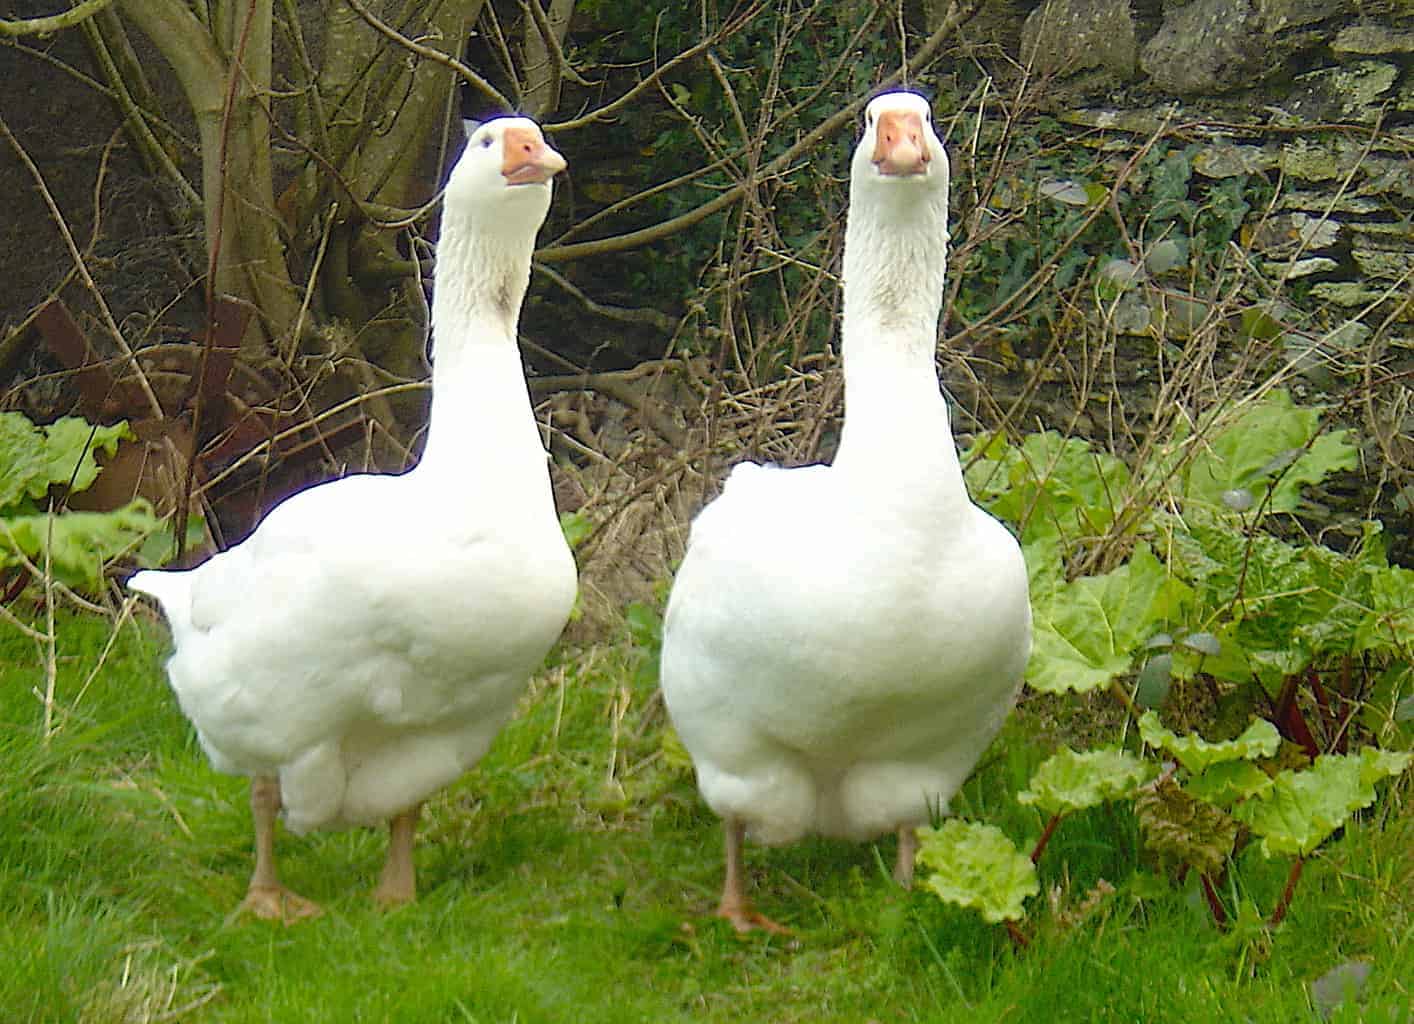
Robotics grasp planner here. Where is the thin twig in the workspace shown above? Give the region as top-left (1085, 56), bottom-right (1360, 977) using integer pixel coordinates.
top-left (0, 0), bottom-right (113, 37)
top-left (343, 0), bottom-right (512, 112)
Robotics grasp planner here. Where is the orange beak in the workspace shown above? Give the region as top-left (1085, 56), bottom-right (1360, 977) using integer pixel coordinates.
top-left (871, 109), bottom-right (930, 177)
top-left (502, 124), bottom-right (566, 185)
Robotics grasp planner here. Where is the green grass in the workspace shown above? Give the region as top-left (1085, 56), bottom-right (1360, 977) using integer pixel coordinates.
top-left (1, 609), bottom-right (1410, 1023)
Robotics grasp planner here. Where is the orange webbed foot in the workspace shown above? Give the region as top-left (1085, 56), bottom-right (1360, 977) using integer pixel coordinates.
top-left (239, 884), bottom-right (323, 924)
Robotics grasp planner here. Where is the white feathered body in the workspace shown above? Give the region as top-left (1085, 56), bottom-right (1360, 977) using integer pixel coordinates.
top-left (662, 438), bottom-right (1029, 845)
top-left (132, 466), bottom-right (574, 833)
top-left (661, 91), bottom-right (1031, 847)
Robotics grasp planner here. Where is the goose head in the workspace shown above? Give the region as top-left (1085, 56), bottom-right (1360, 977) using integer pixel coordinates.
top-left (851, 92), bottom-right (949, 216)
top-left (443, 116), bottom-right (566, 232)
top-left (841, 91), bottom-right (950, 344)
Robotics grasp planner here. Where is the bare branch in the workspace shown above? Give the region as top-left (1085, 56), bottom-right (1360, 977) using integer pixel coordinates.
top-left (342, 0), bottom-right (513, 114)
top-left (547, 2), bottom-right (769, 133)
top-left (0, 114), bottom-right (163, 416)
top-left (521, 0), bottom-right (582, 121)
top-left (535, 264), bottom-right (677, 331)
top-left (0, 0), bottom-right (114, 37)
top-left (536, 1), bottom-right (977, 262)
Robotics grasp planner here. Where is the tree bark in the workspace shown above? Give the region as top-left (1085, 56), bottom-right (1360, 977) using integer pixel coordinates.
top-left (522, 0), bottom-right (575, 119)
top-left (118, 0), bottom-right (299, 353)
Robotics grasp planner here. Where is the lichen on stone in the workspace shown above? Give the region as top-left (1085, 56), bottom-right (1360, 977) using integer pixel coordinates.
top-left (1020, 0), bottom-right (1139, 80)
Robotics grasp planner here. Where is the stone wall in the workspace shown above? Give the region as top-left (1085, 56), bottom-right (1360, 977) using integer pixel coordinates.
top-left (1013, 0), bottom-right (1411, 324)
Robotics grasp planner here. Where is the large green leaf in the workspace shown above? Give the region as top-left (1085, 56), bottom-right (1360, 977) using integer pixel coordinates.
top-left (40, 417), bottom-right (131, 496)
top-left (1234, 748), bottom-right (1412, 858)
top-left (0, 500), bottom-right (160, 588)
top-left (1184, 760), bottom-right (1275, 806)
top-left (1355, 564), bottom-right (1414, 655)
top-left (1161, 514), bottom-right (1397, 688)
top-left (963, 431), bottom-right (1131, 550)
top-left (1179, 389), bottom-right (1357, 515)
top-left (916, 821), bottom-right (1038, 924)
top-left (1026, 543), bottom-right (1189, 693)
top-left (1017, 747), bottom-right (1157, 815)
top-left (1138, 711), bottom-right (1280, 774)
top-left (0, 413), bottom-right (47, 509)
top-left (0, 412), bottom-right (131, 511)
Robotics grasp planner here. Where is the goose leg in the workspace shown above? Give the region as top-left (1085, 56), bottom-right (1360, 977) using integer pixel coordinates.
top-left (239, 775), bottom-right (322, 922)
top-left (715, 818), bottom-right (789, 935)
top-left (893, 825), bottom-right (918, 888)
top-left (373, 805), bottom-right (420, 909)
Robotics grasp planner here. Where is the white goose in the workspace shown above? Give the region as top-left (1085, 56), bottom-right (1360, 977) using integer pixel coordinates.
top-left (129, 117), bottom-right (577, 921)
top-left (660, 92), bottom-right (1032, 933)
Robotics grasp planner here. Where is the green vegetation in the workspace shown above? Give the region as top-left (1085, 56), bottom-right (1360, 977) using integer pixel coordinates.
top-left (912, 392), bottom-right (1409, 954)
top-left (0, 588), bottom-right (1408, 1022)
top-left (0, 413), bottom-right (160, 589)
top-left (2, 14), bottom-right (1409, 1017)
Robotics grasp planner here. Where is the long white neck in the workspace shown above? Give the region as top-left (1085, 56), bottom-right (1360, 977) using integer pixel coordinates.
top-left (832, 188), bottom-right (965, 502)
top-left (412, 204), bottom-right (555, 512)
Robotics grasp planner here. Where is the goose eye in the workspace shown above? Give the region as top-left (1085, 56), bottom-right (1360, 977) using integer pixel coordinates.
top-left (480, 135), bottom-right (494, 149)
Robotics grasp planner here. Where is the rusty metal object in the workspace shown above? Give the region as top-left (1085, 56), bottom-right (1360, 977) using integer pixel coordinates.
top-left (31, 299), bottom-right (367, 536)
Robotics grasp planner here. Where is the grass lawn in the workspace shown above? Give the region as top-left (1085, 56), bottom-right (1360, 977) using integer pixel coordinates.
top-left (1, 608), bottom-right (1409, 1022)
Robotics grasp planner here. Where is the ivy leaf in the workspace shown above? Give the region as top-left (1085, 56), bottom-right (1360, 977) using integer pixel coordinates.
top-left (916, 821), bottom-right (1038, 924)
top-left (1180, 389), bottom-right (1357, 515)
top-left (1150, 150), bottom-right (1192, 205)
top-left (1017, 747), bottom-right (1157, 815)
top-left (1234, 748), bottom-right (1412, 858)
top-left (1038, 179), bottom-right (1092, 206)
top-left (1027, 544), bottom-right (1189, 694)
top-left (1135, 776), bottom-right (1238, 875)
top-left (1184, 760), bottom-right (1275, 807)
top-left (1138, 711), bottom-right (1280, 774)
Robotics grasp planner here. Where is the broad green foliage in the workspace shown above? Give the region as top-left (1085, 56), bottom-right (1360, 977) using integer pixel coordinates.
top-left (1162, 516), bottom-right (1413, 688)
top-left (1184, 761), bottom-right (1275, 806)
top-left (915, 821), bottom-right (1038, 924)
top-left (1138, 712), bottom-right (1281, 774)
top-left (1235, 748), bottom-right (1412, 858)
top-left (0, 412), bottom-right (160, 589)
top-left (0, 413), bottom-right (131, 507)
top-left (1027, 544), bottom-right (1189, 693)
top-left (1357, 564), bottom-right (1414, 653)
top-left (1174, 390), bottom-right (1357, 515)
top-left (1017, 747), bottom-right (1156, 815)
top-left (1, 506), bottom-right (159, 587)
top-left (933, 388), bottom-right (1408, 933)
top-left (963, 392), bottom-right (1401, 699)
top-left (964, 431), bottom-right (1130, 551)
